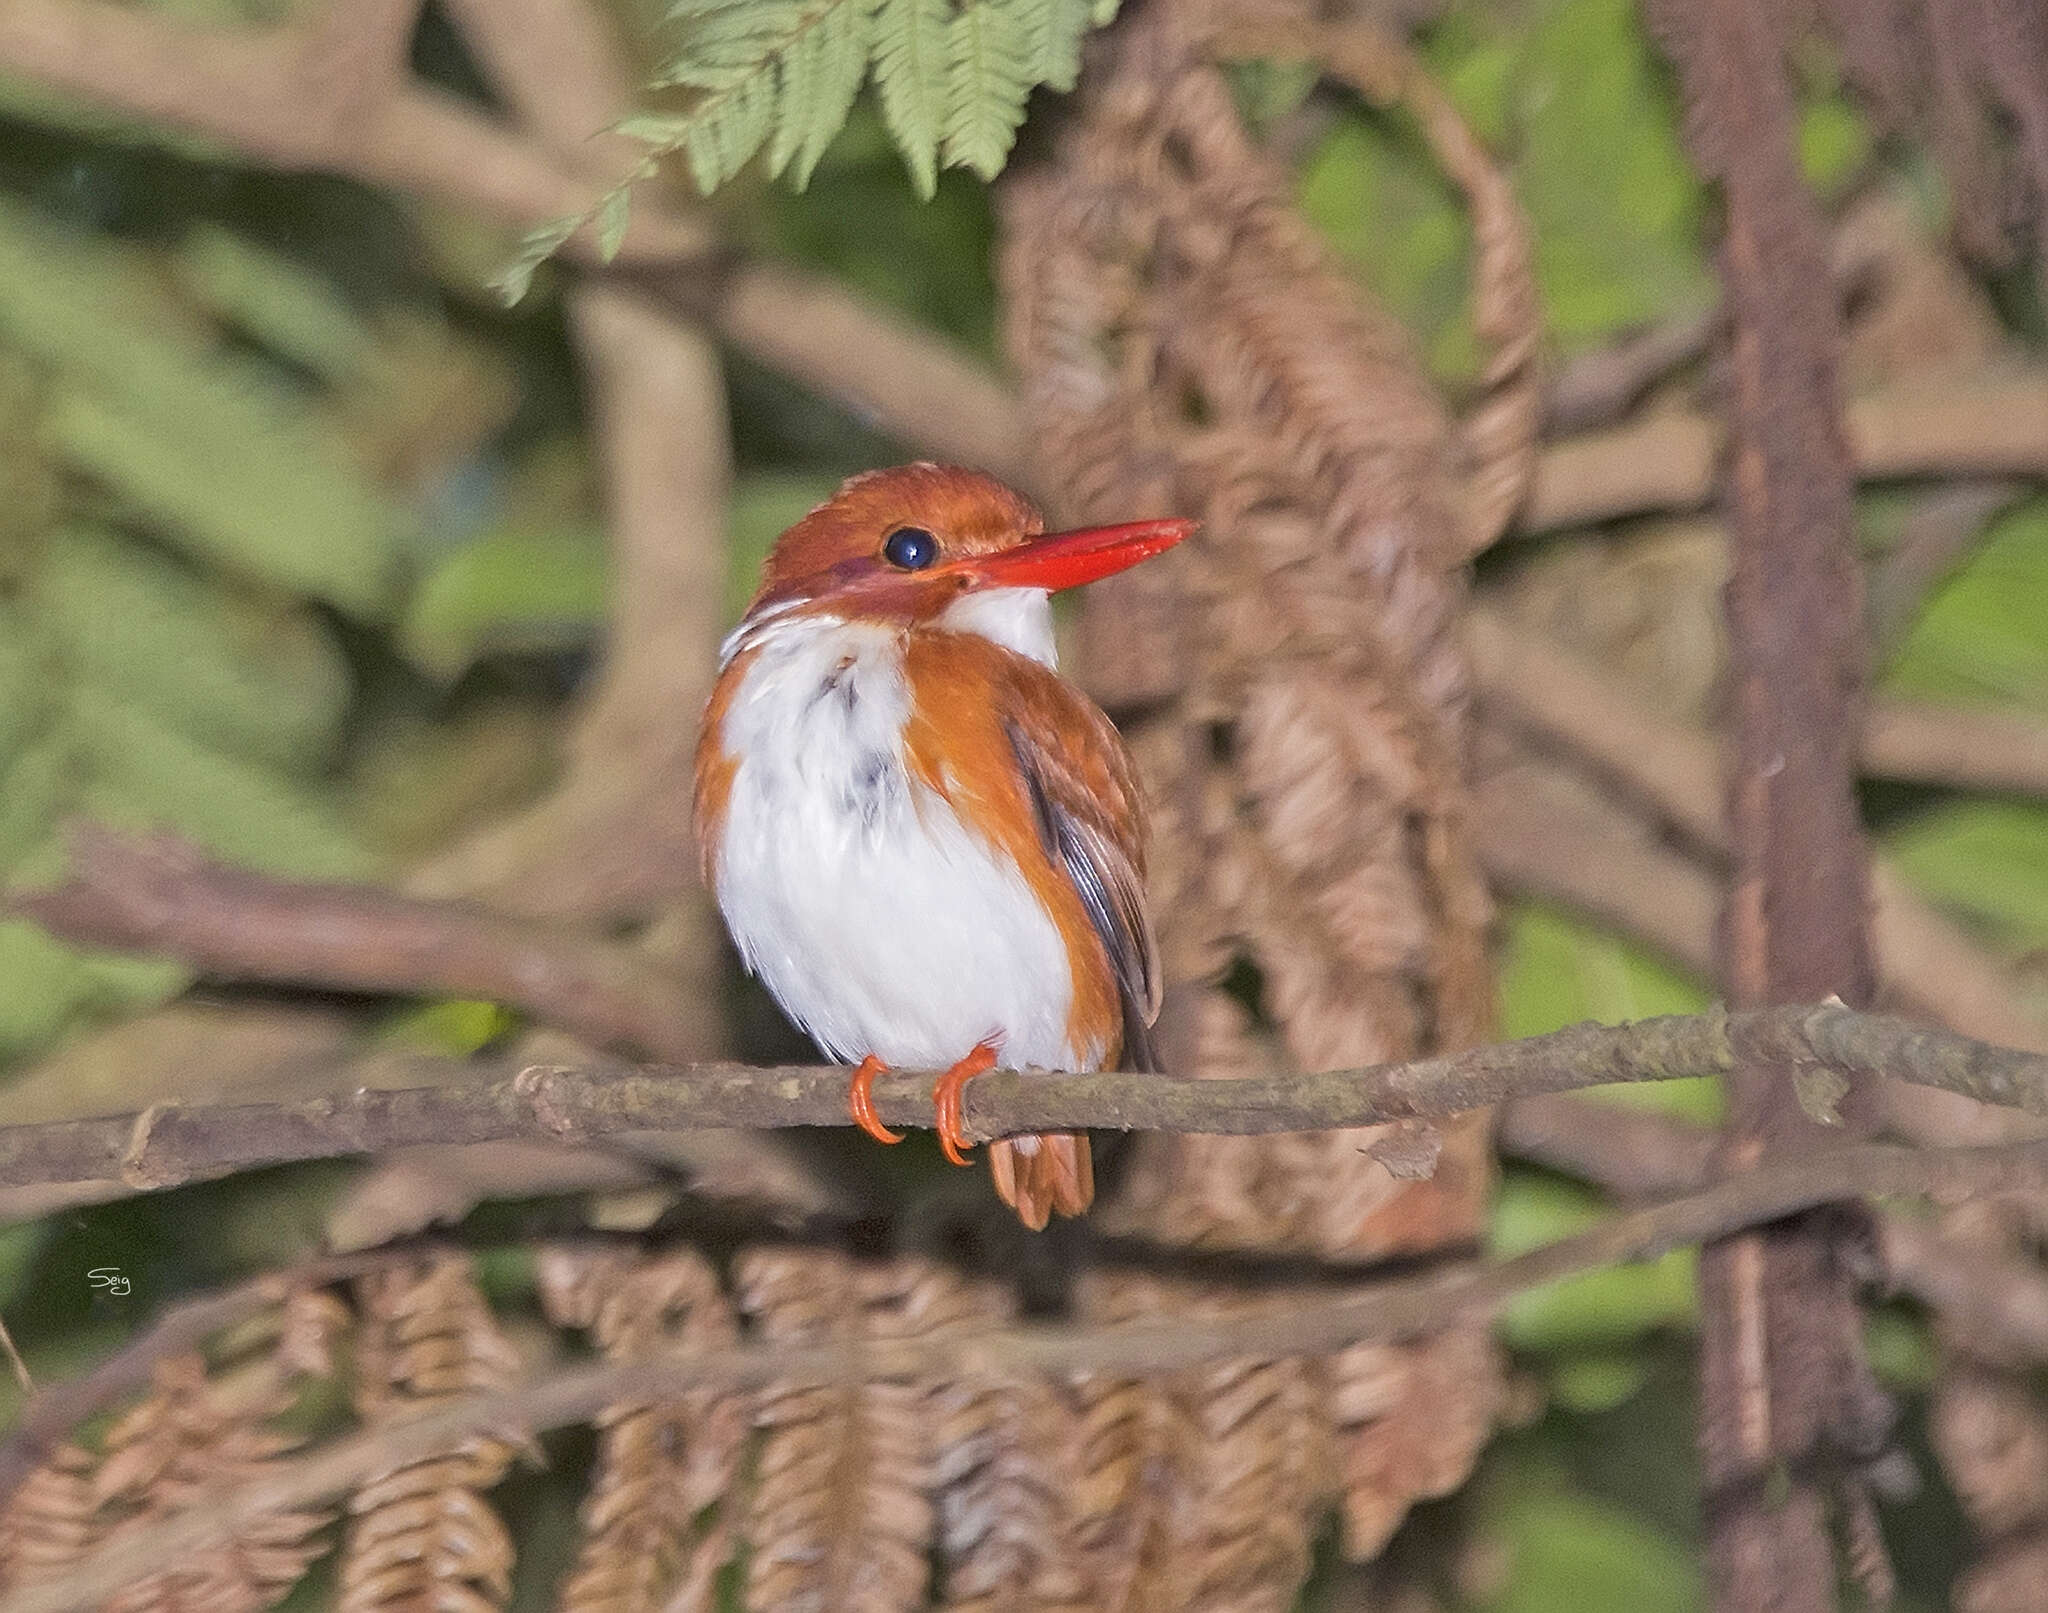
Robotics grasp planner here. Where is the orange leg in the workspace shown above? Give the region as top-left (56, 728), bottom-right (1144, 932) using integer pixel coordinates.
top-left (848, 1055), bottom-right (903, 1145)
top-left (932, 1041), bottom-right (1000, 1167)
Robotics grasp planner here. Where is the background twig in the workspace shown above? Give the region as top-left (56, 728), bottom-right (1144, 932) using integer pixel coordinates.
top-left (1467, 609), bottom-right (2048, 1055)
top-left (11, 827), bottom-right (700, 1060)
top-left (1499, 1094), bottom-right (2048, 1363)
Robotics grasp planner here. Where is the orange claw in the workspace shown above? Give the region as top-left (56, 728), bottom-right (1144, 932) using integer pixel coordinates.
top-left (848, 1055), bottom-right (904, 1145)
top-left (932, 1041), bottom-right (1000, 1167)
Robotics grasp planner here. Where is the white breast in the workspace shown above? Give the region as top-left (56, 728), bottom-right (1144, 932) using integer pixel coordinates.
top-left (709, 608), bottom-right (1094, 1071)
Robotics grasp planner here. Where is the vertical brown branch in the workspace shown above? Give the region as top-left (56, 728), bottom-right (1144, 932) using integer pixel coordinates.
top-left (1646, 1), bottom-right (1882, 1610)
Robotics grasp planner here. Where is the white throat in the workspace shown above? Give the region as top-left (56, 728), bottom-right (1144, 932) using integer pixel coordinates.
top-left (936, 587), bottom-right (1057, 666)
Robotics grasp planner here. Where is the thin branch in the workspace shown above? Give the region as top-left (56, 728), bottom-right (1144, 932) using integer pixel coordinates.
top-left (1471, 753), bottom-right (1720, 974)
top-left (1, 1003), bottom-right (2047, 1194)
top-left (1499, 1093), bottom-right (2048, 1363)
top-left (1543, 306), bottom-right (1719, 434)
top-left (679, 261), bottom-right (1033, 488)
top-left (1875, 1215), bottom-right (2048, 1366)
top-left (0, 1317), bottom-right (30, 1399)
top-left (1863, 698), bottom-right (2048, 798)
top-left (10, 1133), bottom-right (2048, 1613)
top-left (10, 826), bottom-right (702, 1061)
top-left (1498, 1092), bottom-right (1719, 1196)
top-left (1519, 371), bottom-right (2048, 535)
top-left (1474, 593), bottom-right (2048, 802)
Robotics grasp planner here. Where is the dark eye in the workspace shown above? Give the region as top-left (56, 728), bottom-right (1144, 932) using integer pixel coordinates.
top-left (882, 526), bottom-right (938, 570)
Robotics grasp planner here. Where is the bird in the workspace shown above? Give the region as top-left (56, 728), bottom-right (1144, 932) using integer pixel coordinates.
top-left (693, 463), bottom-right (1192, 1229)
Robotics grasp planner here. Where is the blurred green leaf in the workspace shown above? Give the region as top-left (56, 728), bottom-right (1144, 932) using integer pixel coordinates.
top-left (401, 525), bottom-right (609, 679)
top-left (1506, 0), bottom-right (1715, 351)
top-left (71, 691), bottom-right (368, 877)
top-left (1798, 95), bottom-right (1871, 197)
top-left (1885, 799), bottom-right (2048, 952)
top-left (1492, 1170), bottom-right (1697, 1352)
top-left (0, 1219), bottom-right (51, 1313)
top-left (0, 727), bottom-right (66, 878)
top-left (375, 998), bottom-right (520, 1055)
top-left (0, 197), bottom-right (411, 616)
top-left (44, 386), bottom-right (403, 619)
top-left (1865, 1305), bottom-right (1938, 1391)
top-left (1546, 1351), bottom-right (1651, 1414)
top-left (1223, 57), bottom-right (1319, 130)
top-left (1296, 0), bottom-right (1715, 379)
top-left (1885, 495), bottom-right (2048, 707)
top-left (0, 601), bottom-right (53, 768)
top-left (0, 919), bottom-right (186, 1067)
top-left (171, 226), bottom-right (377, 385)
top-left (0, 529), bottom-right (371, 1065)
top-left (1298, 117), bottom-right (1474, 378)
top-left (37, 526), bottom-right (352, 774)
top-left (1469, 1468), bottom-right (1703, 1613)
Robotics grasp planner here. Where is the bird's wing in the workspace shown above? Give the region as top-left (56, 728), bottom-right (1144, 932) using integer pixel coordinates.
top-left (999, 668), bottom-right (1163, 1074)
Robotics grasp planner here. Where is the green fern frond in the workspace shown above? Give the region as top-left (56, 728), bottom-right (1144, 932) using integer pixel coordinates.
top-left (648, 0), bottom-right (868, 191)
top-left (491, 216), bottom-right (579, 305)
top-left (494, 0), bottom-right (1125, 300)
top-left (682, 69), bottom-right (776, 192)
top-left (943, 0), bottom-right (1033, 179)
top-left (768, 0), bottom-right (870, 186)
top-left (871, 0), bottom-right (950, 197)
top-left (595, 185), bottom-right (633, 261)
top-left (659, 0), bottom-right (836, 88)
top-left (1026, 0), bottom-right (1106, 95)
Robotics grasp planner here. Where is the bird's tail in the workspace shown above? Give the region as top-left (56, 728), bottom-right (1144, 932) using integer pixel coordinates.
top-left (989, 1132), bottom-right (1093, 1231)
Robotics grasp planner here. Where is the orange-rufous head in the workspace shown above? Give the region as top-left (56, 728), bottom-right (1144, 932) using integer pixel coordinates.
top-left (744, 463), bottom-right (1194, 623)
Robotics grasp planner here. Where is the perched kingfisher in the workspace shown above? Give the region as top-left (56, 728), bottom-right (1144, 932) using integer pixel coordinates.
top-left (693, 464), bottom-right (1192, 1229)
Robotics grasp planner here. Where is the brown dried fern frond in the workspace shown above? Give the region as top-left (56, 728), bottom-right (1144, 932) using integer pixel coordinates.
top-left (1926, 1197), bottom-right (2048, 1613)
top-left (274, 1286), bottom-right (351, 1381)
top-left (1053, 1275), bottom-right (1186, 1613)
top-left (734, 1248), bottom-right (964, 1613)
top-left (1203, 11), bottom-right (1543, 559)
top-left (1000, 0), bottom-right (1527, 1576)
top-left (924, 1270), bottom-right (1106, 1613)
top-left (341, 1254), bottom-right (523, 1613)
top-left (0, 1280), bottom-right (347, 1604)
top-left (1076, 1275), bottom-right (1326, 1613)
top-left (89, 1353), bottom-right (331, 1613)
top-left (0, 1442), bottom-right (98, 1593)
top-left (537, 1246), bottom-right (746, 1613)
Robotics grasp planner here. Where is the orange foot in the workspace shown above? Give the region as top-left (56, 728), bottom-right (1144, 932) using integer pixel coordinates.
top-left (848, 1055), bottom-right (903, 1145)
top-left (932, 1041), bottom-right (1000, 1167)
